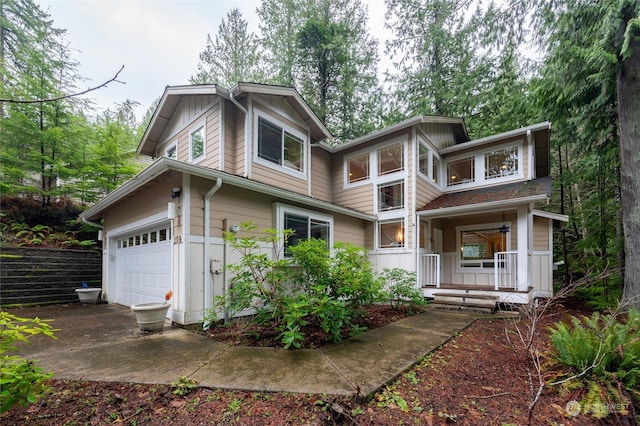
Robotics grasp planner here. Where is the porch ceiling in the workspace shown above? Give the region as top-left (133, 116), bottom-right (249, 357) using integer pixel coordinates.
top-left (418, 176), bottom-right (552, 213)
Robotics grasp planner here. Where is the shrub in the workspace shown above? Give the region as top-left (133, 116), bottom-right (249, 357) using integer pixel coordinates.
top-left (548, 308), bottom-right (640, 418)
top-left (379, 268), bottom-right (427, 313)
top-left (0, 311), bottom-right (57, 412)
top-left (210, 224), bottom-right (382, 348)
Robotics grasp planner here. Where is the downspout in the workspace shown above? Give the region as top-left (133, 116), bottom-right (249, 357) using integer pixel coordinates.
top-left (204, 178), bottom-right (223, 324)
top-left (229, 91), bottom-right (249, 177)
top-left (81, 216), bottom-right (103, 229)
top-left (527, 130), bottom-right (535, 179)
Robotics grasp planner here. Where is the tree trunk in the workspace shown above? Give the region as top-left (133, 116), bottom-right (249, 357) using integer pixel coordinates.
top-left (617, 20), bottom-right (640, 310)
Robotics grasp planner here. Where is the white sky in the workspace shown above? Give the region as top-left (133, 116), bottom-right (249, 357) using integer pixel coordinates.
top-left (34, 0), bottom-right (389, 120)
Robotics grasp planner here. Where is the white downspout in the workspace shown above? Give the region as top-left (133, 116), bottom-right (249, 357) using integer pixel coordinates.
top-left (527, 130), bottom-right (535, 179)
top-left (204, 178), bottom-right (223, 318)
top-left (229, 91), bottom-right (249, 177)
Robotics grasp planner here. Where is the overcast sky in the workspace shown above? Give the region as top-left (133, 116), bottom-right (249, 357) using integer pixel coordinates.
top-left (34, 0), bottom-right (389, 119)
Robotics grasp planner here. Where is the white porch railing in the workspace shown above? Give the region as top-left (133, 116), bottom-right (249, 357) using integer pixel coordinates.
top-left (421, 254), bottom-right (440, 287)
top-left (494, 251), bottom-right (518, 290)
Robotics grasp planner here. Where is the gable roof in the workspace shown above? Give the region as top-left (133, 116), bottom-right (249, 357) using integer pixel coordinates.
top-left (418, 176), bottom-right (552, 217)
top-left (137, 83), bottom-right (332, 157)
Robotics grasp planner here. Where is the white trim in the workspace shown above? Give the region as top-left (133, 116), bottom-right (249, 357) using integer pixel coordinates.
top-left (438, 122), bottom-right (550, 155)
top-left (343, 150), bottom-right (371, 189)
top-left (108, 212), bottom-right (169, 237)
top-left (532, 209), bottom-right (568, 222)
top-left (189, 119), bottom-right (207, 163)
top-left (377, 216), bottom-right (407, 250)
top-left (417, 194), bottom-right (548, 219)
top-left (219, 100), bottom-right (225, 170)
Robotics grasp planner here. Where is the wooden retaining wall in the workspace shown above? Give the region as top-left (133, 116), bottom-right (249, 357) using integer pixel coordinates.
top-left (0, 247), bottom-right (102, 306)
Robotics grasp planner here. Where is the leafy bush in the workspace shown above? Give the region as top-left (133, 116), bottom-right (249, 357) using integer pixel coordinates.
top-left (210, 223), bottom-right (382, 348)
top-left (548, 309), bottom-right (640, 418)
top-left (379, 268), bottom-right (427, 313)
top-left (0, 311), bottom-right (57, 412)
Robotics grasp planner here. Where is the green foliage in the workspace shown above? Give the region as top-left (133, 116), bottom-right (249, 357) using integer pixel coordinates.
top-left (0, 311), bottom-right (57, 412)
top-left (210, 223), bottom-right (382, 348)
top-left (548, 309), bottom-right (640, 417)
top-left (170, 376), bottom-right (198, 396)
top-left (379, 268), bottom-right (427, 312)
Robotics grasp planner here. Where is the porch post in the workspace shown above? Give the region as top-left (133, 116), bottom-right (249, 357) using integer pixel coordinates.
top-left (516, 205), bottom-right (528, 292)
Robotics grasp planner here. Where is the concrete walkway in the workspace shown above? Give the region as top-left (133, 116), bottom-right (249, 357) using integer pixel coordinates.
top-left (9, 303), bottom-right (477, 397)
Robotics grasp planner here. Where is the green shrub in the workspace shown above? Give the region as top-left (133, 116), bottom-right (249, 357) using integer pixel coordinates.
top-left (548, 309), bottom-right (640, 418)
top-left (210, 224), bottom-right (381, 348)
top-left (0, 311), bottom-right (57, 412)
top-left (379, 268), bottom-right (427, 313)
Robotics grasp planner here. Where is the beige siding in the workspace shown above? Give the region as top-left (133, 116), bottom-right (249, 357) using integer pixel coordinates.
top-left (533, 216), bottom-right (550, 250)
top-left (103, 175), bottom-right (182, 232)
top-left (334, 214), bottom-right (366, 246)
top-left (415, 178), bottom-right (441, 210)
top-left (310, 148), bottom-right (333, 202)
top-left (251, 163), bottom-right (308, 195)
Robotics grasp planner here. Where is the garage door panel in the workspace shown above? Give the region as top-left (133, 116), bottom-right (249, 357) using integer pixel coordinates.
top-left (115, 224), bottom-right (171, 306)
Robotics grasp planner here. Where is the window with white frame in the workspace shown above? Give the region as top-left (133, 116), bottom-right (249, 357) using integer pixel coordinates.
top-left (485, 146), bottom-right (519, 179)
top-left (347, 153), bottom-right (370, 184)
top-left (419, 142), bottom-right (440, 184)
top-left (457, 224), bottom-right (510, 269)
top-left (378, 142), bottom-right (404, 176)
top-left (378, 181), bottom-right (404, 211)
top-left (378, 219), bottom-right (405, 249)
top-left (277, 204), bottom-right (332, 257)
top-left (190, 125), bottom-right (205, 162)
top-left (165, 143), bottom-right (177, 159)
top-left (257, 117), bottom-right (304, 173)
top-left (447, 156), bottom-right (475, 186)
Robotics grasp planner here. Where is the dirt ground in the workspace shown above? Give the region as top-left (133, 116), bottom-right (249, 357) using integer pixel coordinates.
top-left (3, 301), bottom-right (637, 425)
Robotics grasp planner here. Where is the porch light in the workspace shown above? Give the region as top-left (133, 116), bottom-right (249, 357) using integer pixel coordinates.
top-left (499, 224), bottom-right (510, 234)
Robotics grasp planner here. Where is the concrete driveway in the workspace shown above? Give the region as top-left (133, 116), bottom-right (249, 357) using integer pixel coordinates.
top-left (8, 303), bottom-right (478, 397)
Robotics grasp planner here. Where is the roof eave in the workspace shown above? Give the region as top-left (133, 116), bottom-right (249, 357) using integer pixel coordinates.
top-left (79, 158), bottom-right (376, 223)
top-left (417, 194), bottom-right (549, 218)
top-left (439, 122), bottom-right (551, 155)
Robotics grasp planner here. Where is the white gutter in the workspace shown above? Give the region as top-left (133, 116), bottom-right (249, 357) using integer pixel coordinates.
top-left (229, 90), bottom-right (250, 177)
top-left (203, 178), bottom-right (223, 318)
top-left (81, 216), bottom-right (103, 229)
top-left (439, 122), bottom-right (550, 155)
top-left (417, 194), bottom-right (548, 218)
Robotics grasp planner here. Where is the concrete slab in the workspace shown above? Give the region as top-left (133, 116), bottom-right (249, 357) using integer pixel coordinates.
top-left (6, 304), bottom-right (479, 396)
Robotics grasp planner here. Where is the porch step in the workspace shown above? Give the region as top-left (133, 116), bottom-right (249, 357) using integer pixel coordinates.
top-left (431, 292), bottom-right (498, 314)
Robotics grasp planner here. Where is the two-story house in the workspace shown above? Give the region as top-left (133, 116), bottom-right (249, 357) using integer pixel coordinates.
top-left (79, 83), bottom-right (567, 325)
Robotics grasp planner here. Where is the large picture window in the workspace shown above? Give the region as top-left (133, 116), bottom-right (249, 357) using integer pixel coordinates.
top-left (458, 226), bottom-right (509, 268)
top-left (258, 117), bottom-right (304, 173)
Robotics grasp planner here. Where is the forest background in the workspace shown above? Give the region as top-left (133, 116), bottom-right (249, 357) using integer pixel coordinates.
top-left (1, 0), bottom-right (638, 309)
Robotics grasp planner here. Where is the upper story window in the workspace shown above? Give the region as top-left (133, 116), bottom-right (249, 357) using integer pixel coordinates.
top-left (447, 156), bottom-right (475, 186)
top-left (485, 146), bottom-right (518, 180)
top-left (378, 181), bottom-right (404, 212)
top-left (347, 154), bottom-right (369, 184)
top-left (257, 117), bottom-right (304, 173)
top-left (190, 125), bottom-right (205, 162)
top-left (165, 143), bottom-right (177, 159)
top-left (378, 142), bottom-right (404, 176)
top-left (419, 142), bottom-right (440, 184)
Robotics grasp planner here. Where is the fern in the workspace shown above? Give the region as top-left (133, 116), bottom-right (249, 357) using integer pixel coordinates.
top-left (548, 308), bottom-right (640, 419)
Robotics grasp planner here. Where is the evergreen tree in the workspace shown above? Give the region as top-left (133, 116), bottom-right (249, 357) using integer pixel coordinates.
top-left (189, 8), bottom-right (264, 87)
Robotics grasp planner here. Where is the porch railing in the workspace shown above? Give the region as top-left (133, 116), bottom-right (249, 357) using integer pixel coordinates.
top-left (494, 251), bottom-right (518, 290)
top-left (421, 254), bottom-right (440, 287)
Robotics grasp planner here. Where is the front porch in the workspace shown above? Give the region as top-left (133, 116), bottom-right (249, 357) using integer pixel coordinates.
top-left (420, 252), bottom-right (536, 306)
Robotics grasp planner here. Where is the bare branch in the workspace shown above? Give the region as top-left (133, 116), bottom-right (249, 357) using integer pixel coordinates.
top-left (0, 65), bottom-right (125, 104)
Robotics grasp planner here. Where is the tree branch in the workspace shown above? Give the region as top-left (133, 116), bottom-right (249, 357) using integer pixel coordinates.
top-left (0, 65), bottom-right (125, 104)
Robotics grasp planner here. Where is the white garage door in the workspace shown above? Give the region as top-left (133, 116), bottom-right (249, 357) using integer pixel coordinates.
top-left (114, 224), bottom-right (172, 306)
